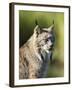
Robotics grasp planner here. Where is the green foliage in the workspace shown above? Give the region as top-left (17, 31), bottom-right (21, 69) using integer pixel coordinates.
top-left (19, 10), bottom-right (64, 77)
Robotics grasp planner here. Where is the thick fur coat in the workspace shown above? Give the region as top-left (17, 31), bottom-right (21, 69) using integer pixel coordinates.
top-left (19, 24), bottom-right (55, 79)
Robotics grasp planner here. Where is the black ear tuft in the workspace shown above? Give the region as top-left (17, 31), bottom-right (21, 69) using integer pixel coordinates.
top-left (53, 20), bottom-right (54, 24)
top-left (35, 19), bottom-right (38, 25)
top-left (34, 20), bottom-right (42, 36)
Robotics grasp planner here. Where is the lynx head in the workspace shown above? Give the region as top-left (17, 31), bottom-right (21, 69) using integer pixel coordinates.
top-left (33, 22), bottom-right (55, 53)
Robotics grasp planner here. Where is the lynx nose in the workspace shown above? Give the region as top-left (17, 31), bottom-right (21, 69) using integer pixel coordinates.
top-left (49, 44), bottom-right (54, 51)
top-left (50, 44), bottom-right (53, 48)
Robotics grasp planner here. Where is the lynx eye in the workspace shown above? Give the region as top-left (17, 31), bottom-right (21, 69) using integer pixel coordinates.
top-left (45, 38), bottom-right (49, 42)
top-left (48, 36), bottom-right (55, 42)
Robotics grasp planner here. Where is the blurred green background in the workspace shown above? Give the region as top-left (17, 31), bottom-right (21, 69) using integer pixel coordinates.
top-left (19, 10), bottom-right (64, 77)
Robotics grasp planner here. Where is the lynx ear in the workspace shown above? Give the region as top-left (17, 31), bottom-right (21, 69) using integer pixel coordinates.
top-left (34, 19), bottom-right (42, 34)
top-left (48, 20), bottom-right (54, 32)
top-left (43, 20), bottom-right (54, 32)
top-left (43, 24), bottom-right (54, 32)
top-left (47, 24), bottom-right (54, 32)
top-left (34, 25), bottom-right (41, 34)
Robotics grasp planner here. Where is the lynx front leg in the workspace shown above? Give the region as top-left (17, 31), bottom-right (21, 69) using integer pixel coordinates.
top-left (29, 64), bottom-right (37, 79)
top-left (29, 73), bottom-right (37, 79)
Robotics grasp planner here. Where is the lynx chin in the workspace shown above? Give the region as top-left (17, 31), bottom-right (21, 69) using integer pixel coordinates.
top-left (19, 22), bottom-right (55, 79)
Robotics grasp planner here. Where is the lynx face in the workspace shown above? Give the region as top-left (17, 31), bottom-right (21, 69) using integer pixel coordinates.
top-left (34, 25), bottom-right (55, 53)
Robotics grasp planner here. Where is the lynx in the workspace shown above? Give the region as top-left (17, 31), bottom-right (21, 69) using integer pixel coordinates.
top-left (19, 22), bottom-right (55, 79)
